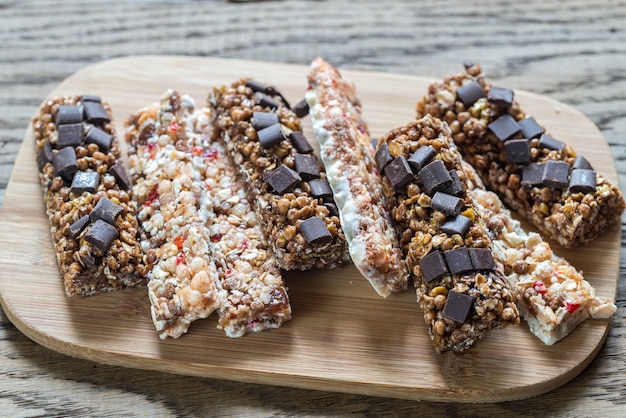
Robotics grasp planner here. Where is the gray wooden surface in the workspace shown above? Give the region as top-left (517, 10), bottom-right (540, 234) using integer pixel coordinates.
top-left (1, 0), bottom-right (625, 416)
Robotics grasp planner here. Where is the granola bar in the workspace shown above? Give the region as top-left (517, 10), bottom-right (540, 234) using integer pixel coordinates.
top-left (306, 57), bottom-right (409, 297)
top-left (415, 64), bottom-right (625, 248)
top-left (377, 115), bottom-right (519, 352)
top-left (33, 95), bottom-right (148, 297)
top-left (462, 162), bottom-right (616, 345)
top-left (209, 79), bottom-right (350, 270)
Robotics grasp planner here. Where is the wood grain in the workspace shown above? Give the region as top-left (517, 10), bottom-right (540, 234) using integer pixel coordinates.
top-left (0, 56), bottom-right (620, 403)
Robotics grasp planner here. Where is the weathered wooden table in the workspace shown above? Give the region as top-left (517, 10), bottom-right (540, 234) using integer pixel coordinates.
top-left (1, 0), bottom-right (624, 416)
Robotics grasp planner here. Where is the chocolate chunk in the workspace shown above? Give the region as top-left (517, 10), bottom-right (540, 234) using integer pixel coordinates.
top-left (408, 145), bottom-right (436, 173)
top-left (444, 247), bottom-right (473, 275)
top-left (504, 139), bottom-right (531, 164)
top-left (85, 127), bottom-right (112, 153)
top-left (90, 197), bottom-right (123, 225)
top-left (518, 117), bottom-right (545, 139)
top-left (443, 291), bottom-right (475, 323)
top-left (419, 250), bottom-right (449, 283)
top-left (308, 179), bottom-right (333, 200)
top-left (488, 114), bottom-right (521, 141)
top-left (57, 123), bottom-right (84, 148)
top-left (539, 134), bottom-right (566, 152)
top-left (80, 254), bottom-right (96, 269)
top-left (292, 99), bottom-right (309, 118)
top-left (521, 163), bottom-right (545, 187)
top-left (542, 160), bottom-right (570, 189)
top-left (441, 169), bottom-right (464, 197)
top-left (418, 159), bottom-right (452, 195)
top-left (245, 79), bottom-right (271, 93)
top-left (81, 94), bottom-right (102, 103)
top-left (108, 163), bottom-right (131, 190)
top-left (36, 141), bottom-right (53, 172)
top-left (385, 156), bottom-right (414, 191)
top-left (55, 105), bottom-right (83, 126)
top-left (440, 214), bottom-right (472, 237)
top-left (253, 92), bottom-right (281, 110)
top-left (294, 153), bottom-right (321, 180)
top-left (84, 219), bottom-right (119, 252)
top-left (375, 143), bottom-right (394, 174)
top-left (289, 131), bottom-right (314, 154)
top-left (52, 146), bottom-right (78, 182)
top-left (469, 248), bottom-right (496, 271)
top-left (71, 171), bottom-right (100, 195)
top-left (569, 168), bottom-right (596, 194)
top-left (299, 217), bottom-right (332, 245)
top-left (573, 155), bottom-right (593, 170)
top-left (83, 101), bottom-right (111, 125)
top-left (323, 202), bottom-right (339, 217)
top-left (267, 164), bottom-right (301, 194)
top-left (257, 123), bottom-right (287, 148)
top-left (67, 214), bottom-right (91, 239)
top-left (252, 111), bottom-right (279, 131)
top-left (456, 80), bottom-right (486, 108)
top-left (487, 86), bottom-right (514, 108)
top-left (431, 191), bottom-right (463, 216)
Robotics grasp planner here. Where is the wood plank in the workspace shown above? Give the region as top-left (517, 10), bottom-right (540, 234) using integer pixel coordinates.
top-left (0, 56), bottom-right (619, 403)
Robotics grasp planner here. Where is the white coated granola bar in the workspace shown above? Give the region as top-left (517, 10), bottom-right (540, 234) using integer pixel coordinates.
top-left (306, 57), bottom-right (409, 297)
top-left (463, 162), bottom-right (616, 345)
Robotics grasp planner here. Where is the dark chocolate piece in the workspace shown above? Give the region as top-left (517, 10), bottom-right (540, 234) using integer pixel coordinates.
top-left (245, 79), bottom-right (271, 94)
top-left (80, 254), bottom-right (96, 269)
top-left (419, 250), bottom-right (449, 283)
top-left (469, 248), bottom-right (496, 271)
top-left (431, 191), bottom-right (463, 216)
top-left (521, 163), bottom-right (545, 187)
top-left (504, 138), bottom-right (531, 164)
top-left (289, 131), bottom-right (314, 154)
top-left (90, 197), bottom-right (123, 225)
top-left (83, 101), bottom-right (111, 125)
top-left (441, 169), bottom-right (464, 197)
top-left (444, 247), bottom-right (473, 275)
top-left (252, 111), bottom-right (279, 131)
top-left (375, 143), bottom-right (394, 174)
top-left (488, 114), bottom-right (521, 141)
top-left (569, 169), bottom-right (596, 194)
top-left (85, 127), bottom-right (112, 153)
top-left (267, 164), bottom-right (302, 194)
top-left (487, 86), bottom-right (514, 108)
top-left (292, 99), bottom-right (309, 118)
top-left (36, 141), bottom-right (53, 172)
top-left (299, 217), bottom-right (332, 245)
top-left (294, 153), bottom-right (321, 180)
top-left (518, 117), bottom-right (545, 139)
top-left (385, 156), bottom-right (414, 191)
top-left (81, 94), bottom-right (102, 103)
top-left (108, 163), bottom-right (131, 190)
top-left (71, 171), bottom-right (100, 195)
top-left (57, 123), bottom-right (84, 148)
top-left (443, 291), bottom-right (475, 323)
top-left (418, 159), bottom-right (452, 195)
top-left (456, 80), bottom-right (486, 108)
top-left (257, 124), bottom-right (287, 148)
top-left (542, 160), bottom-right (570, 189)
top-left (55, 105), bottom-right (83, 126)
top-left (52, 146), bottom-right (78, 182)
top-left (573, 155), bottom-right (593, 170)
top-left (84, 219), bottom-right (119, 252)
top-left (323, 202), bottom-right (339, 217)
top-left (408, 145), bottom-right (437, 173)
top-left (253, 92), bottom-right (281, 110)
top-left (67, 214), bottom-right (91, 239)
top-left (539, 134), bottom-right (566, 152)
top-left (308, 179), bottom-right (333, 200)
top-left (440, 214), bottom-right (472, 237)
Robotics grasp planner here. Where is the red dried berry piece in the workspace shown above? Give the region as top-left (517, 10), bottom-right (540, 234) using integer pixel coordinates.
top-left (145, 188), bottom-right (159, 207)
top-left (203, 148), bottom-right (218, 160)
top-left (566, 302), bottom-right (580, 313)
top-left (176, 252), bottom-right (185, 265)
top-left (192, 146), bottom-right (203, 156)
top-left (532, 281), bottom-right (548, 296)
top-left (174, 234), bottom-right (187, 251)
top-left (210, 234), bottom-right (222, 242)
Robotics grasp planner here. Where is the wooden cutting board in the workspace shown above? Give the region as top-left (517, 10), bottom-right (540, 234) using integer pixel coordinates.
top-left (0, 56), bottom-right (620, 403)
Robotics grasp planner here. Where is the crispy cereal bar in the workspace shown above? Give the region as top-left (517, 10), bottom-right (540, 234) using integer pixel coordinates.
top-left (127, 90), bottom-right (291, 338)
top-left (209, 79), bottom-right (350, 270)
top-left (462, 162), bottom-right (616, 345)
top-left (377, 115), bottom-right (519, 352)
top-left (306, 57), bottom-right (409, 297)
top-left (415, 64), bottom-right (625, 248)
top-left (33, 95), bottom-right (148, 296)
